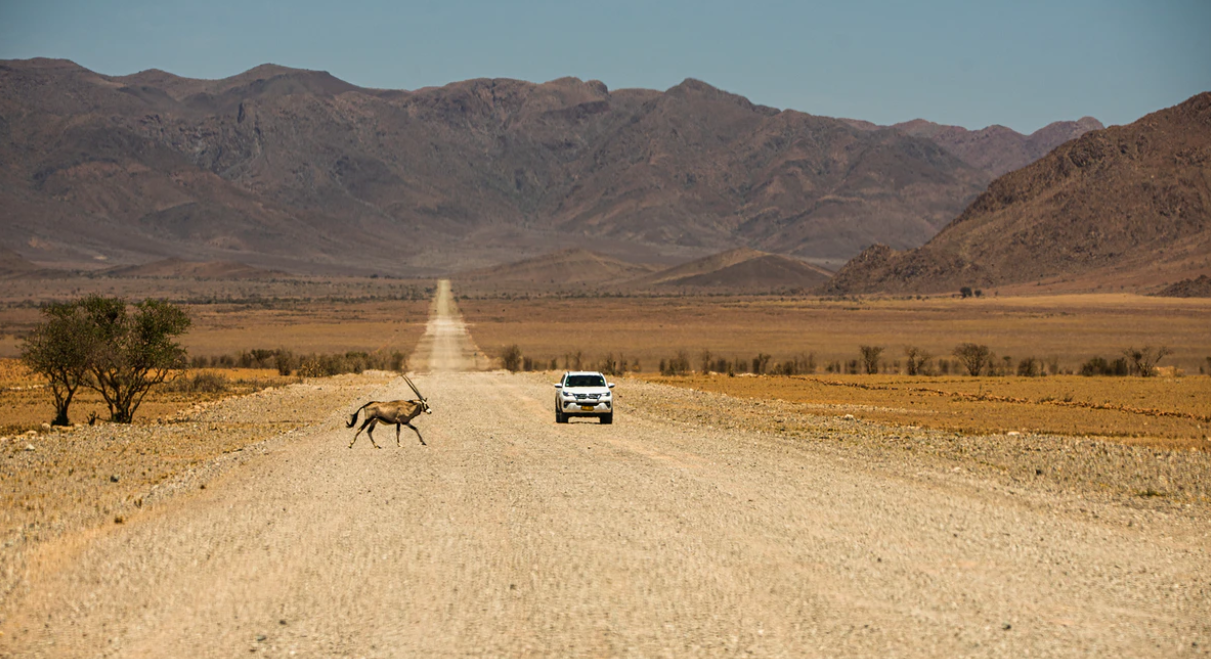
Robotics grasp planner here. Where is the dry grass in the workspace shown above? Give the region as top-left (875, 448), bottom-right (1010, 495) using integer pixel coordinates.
top-left (0, 298), bottom-right (431, 359)
top-left (459, 293), bottom-right (1211, 374)
top-left (177, 299), bottom-right (431, 358)
top-left (0, 297), bottom-right (431, 431)
top-left (0, 362), bottom-right (295, 434)
top-left (458, 293), bottom-right (1211, 448)
top-left (642, 373), bottom-right (1210, 450)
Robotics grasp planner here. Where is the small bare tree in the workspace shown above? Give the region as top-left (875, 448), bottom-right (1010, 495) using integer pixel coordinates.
top-left (952, 343), bottom-right (992, 376)
top-left (903, 346), bottom-right (930, 376)
top-left (859, 345), bottom-right (884, 374)
top-left (699, 349), bottom-right (713, 374)
top-left (1122, 346), bottom-right (1172, 377)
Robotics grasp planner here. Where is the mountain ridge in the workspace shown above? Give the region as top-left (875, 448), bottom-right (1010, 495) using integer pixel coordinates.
top-left (1, 59), bottom-right (994, 274)
top-left (841, 116), bottom-right (1105, 178)
top-left (823, 92), bottom-right (1211, 295)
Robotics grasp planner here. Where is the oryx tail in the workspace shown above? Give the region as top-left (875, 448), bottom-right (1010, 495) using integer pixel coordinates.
top-left (347, 401), bottom-right (375, 428)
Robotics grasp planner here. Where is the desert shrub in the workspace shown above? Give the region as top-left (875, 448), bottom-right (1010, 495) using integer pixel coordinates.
top-left (959, 286), bottom-right (973, 299)
top-left (903, 346), bottom-right (930, 376)
top-left (274, 350), bottom-right (297, 376)
top-left (751, 353), bottom-right (772, 375)
top-left (164, 371), bottom-right (230, 393)
top-left (1122, 346), bottom-right (1172, 377)
top-left (773, 353), bottom-right (816, 376)
top-left (952, 343), bottom-right (992, 376)
top-left (1017, 357), bottom-right (1044, 377)
top-left (1080, 356), bottom-right (1129, 376)
top-left (387, 351), bottom-right (407, 372)
top-left (296, 350), bottom-right (406, 377)
top-left (699, 349), bottom-right (713, 374)
top-left (859, 345), bottom-right (883, 375)
top-left (238, 349), bottom-right (279, 369)
top-left (562, 351), bottom-right (584, 370)
top-left (661, 350), bottom-right (692, 376)
top-left (598, 353), bottom-right (622, 376)
top-left (502, 344), bottom-right (522, 372)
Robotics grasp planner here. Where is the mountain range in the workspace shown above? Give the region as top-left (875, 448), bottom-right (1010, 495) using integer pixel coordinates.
top-left (0, 58), bottom-right (1099, 276)
top-left (824, 92), bottom-right (1211, 295)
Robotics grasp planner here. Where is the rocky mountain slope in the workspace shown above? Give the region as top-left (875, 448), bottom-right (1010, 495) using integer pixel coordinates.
top-left (823, 93), bottom-right (1211, 295)
top-left (844, 117), bottom-right (1105, 178)
top-left (1, 59), bottom-right (998, 275)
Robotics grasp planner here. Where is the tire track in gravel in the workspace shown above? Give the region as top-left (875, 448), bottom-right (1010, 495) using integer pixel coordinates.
top-left (1, 281), bottom-right (1207, 658)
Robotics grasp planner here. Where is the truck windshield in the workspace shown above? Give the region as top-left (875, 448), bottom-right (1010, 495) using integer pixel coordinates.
top-left (565, 375), bottom-right (606, 388)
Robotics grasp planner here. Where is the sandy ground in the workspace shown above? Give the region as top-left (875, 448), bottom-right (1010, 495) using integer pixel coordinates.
top-left (1, 281), bottom-right (1208, 658)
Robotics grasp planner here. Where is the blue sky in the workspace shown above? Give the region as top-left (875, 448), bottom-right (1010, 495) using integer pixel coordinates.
top-left (2, 0), bottom-right (1207, 133)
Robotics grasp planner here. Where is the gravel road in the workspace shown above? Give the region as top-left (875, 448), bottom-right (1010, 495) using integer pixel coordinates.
top-left (2, 281), bottom-right (1207, 658)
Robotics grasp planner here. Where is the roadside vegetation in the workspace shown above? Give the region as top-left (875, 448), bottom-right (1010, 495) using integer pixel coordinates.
top-left (19, 295), bottom-right (191, 425)
top-left (468, 293), bottom-right (1208, 449)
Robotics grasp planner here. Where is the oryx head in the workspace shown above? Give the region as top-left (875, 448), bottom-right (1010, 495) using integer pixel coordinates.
top-left (403, 374), bottom-right (432, 414)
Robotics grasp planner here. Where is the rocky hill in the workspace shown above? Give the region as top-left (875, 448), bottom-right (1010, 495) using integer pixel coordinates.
top-left (626, 247), bottom-right (831, 292)
top-left (844, 117), bottom-right (1104, 179)
top-left (1, 59), bottom-right (998, 275)
top-left (454, 246), bottom-right (831, 295)
top-left (823, 93), bottom-right (1211, 295)
top-left (1154, 275), bottom-right (1211, 298)
top-left (452, 248), bottom-right (660, 293)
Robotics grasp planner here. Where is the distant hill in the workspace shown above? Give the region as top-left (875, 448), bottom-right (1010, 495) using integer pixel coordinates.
top-left (843, 117), bottom-right (1104, 179)
top-left (101, 258), bottom-right (286, 279)
top-left (823, 93), bottom-right (1211, 295)
top-left (628, 247), bottom-right (831, 292)
top-left (453, 248), bottom-right (660, 293)
top-left (455, 246), bottom-right (832, 295)
top-left (1154, 275), bottom-right (1211, 298)
top-left (0, 246), bottom-right (39, 277)
top-left (0, 58), bottom-right (1003, 274)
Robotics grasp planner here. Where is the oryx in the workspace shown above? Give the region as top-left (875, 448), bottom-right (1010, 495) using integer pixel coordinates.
top-left (346, 374), bottom-right (432, 448)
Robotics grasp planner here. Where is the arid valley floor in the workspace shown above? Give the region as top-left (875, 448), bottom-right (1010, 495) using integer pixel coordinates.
top-left (1, 280), bottom-right (1209, 657)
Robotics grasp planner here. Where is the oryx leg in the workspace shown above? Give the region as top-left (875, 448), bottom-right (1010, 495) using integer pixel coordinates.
top-left (350, 417), bottom-right (381, 449)
top-left (395, 422), bottom-right (402, 447)
top-left (406, 422), bottom-right (426, 446)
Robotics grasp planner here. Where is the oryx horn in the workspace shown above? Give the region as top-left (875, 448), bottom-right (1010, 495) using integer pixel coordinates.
top-left (403, 374), bottom-right (425, 401)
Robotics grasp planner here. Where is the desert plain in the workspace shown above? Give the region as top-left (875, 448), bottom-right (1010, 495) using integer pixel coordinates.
top-left (1, 278), bottom-right (1209, 657)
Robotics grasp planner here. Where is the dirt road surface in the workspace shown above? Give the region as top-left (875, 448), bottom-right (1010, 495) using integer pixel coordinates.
top-left (2, 281), bottom-right (1208, 657)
